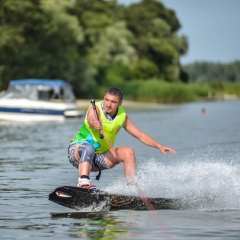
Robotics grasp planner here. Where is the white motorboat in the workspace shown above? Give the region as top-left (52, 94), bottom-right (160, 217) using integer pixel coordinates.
top-left (0, 79), bottom-right (84, 121)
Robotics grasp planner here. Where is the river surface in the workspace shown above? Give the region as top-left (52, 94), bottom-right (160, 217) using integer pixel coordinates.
top-left (0, 100), bottom-right (240, 240)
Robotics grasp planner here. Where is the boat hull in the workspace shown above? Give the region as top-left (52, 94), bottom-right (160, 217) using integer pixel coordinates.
top-left (0, 99), bottom-right (84, 121)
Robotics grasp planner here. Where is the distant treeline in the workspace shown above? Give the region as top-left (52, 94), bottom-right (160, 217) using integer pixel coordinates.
top-left (0, 0), bottom-right (239, 101)
top-left (184, 61), bottom-right (240, 83)
top-left (0, 0), bottom-right (188, 97)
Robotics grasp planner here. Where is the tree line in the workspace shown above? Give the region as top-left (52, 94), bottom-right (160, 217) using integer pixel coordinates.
top-left (0, 0), bottom-right (239, 100)
top-left (184, 61), bottom-right (240, 83)
top-left (0, 0), bottom-right (188, 97)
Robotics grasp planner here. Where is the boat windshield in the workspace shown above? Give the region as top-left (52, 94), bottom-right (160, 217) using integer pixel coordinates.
top-left (0, 79), bottom-right (76, 102)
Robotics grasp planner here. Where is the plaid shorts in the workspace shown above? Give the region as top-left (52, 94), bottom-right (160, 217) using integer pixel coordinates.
top-left (68, 144), bottom-right (110, 172)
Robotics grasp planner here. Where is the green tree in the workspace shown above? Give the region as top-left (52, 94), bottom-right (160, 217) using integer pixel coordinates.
top-left (89, 21), bottom-right (137, 84)
top-left (70, 0), bottom-right (135, 85)
top-left (0, 0), bottom-right (190, 97)
top-left (0, 0), bottom-right (84, 90)
top-left (123, 0), bottom-right (188, 81)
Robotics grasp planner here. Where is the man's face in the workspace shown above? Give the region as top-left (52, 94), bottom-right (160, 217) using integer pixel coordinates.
top-left (103, 93), bottom-right (122, 116)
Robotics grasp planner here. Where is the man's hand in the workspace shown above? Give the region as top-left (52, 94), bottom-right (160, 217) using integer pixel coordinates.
top-left (159, 146), bottom-right (176, 156)
top-left (88, 107), bottom-right (102, 130)
top-left (92, 119), bottom-right (102, 131)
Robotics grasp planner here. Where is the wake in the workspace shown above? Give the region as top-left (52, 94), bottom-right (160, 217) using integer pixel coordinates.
top-left (105, 157), bottom-right (240, 211)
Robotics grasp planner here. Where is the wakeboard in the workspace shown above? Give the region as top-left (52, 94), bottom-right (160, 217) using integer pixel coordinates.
top-left (49, 186), bottom-right (181, 210)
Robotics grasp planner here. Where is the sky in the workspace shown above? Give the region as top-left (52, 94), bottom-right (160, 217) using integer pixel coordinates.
top-left (118, 0), bottom-right (240, 64)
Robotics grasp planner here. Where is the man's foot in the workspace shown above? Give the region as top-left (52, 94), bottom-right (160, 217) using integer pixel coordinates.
top-left (127, 179), bottom-right (137, 186)
top-left (77, 177), bottom-right (96, 189)
top-left (80, 184), bottom-right (97, 190)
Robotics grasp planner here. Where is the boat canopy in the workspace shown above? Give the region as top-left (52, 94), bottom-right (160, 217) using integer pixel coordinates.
top-left (0, 79), bottom-right (76, 102)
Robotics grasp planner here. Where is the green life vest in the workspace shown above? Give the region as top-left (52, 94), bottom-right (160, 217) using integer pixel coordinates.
top-left (70, 101), bottom-right (126, 153)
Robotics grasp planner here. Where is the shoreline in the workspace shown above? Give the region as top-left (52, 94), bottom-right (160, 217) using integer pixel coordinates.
top-left (76, 94), bottom-right (239, 110)
top-left (76, 99), bottom-right (165, 110)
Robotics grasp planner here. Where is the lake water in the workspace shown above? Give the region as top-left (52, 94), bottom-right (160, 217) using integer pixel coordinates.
top-left (0, 100), bottom-right (240, 240)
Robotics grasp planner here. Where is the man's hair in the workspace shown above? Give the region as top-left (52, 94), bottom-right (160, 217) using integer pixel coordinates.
top-left (105, 87), bottom-right (123, 101)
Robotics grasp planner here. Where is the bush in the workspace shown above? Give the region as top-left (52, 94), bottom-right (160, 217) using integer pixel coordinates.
top-left (187, 83), bottom-right (211, 98)
top-left (136, 80), bottom-right (194, 103)
top-left (87, 80), bottom-right (240, 103)
top-left (221, 82), bottom-right (240, 97)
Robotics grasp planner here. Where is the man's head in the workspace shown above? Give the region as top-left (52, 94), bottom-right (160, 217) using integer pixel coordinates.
top-left (103, 87), bottom-right (123, 116)
top-left (105, 87), bottom-right (123, 101)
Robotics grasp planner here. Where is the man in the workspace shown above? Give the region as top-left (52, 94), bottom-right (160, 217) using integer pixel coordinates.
top-left (68, 87), bottom-right (176, 189)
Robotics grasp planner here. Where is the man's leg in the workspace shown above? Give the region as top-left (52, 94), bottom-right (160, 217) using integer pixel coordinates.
top-left (74, 143), bottom-right (95, 188)
top-left (104, 146), bottom-right (136, 183)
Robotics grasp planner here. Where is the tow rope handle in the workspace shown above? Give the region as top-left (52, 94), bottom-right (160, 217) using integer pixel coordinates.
top-left (90, 99), bottom-right (104, 139)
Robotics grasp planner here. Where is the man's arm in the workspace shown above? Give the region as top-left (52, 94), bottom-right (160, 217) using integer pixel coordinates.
top-left (123, 116), bottom-right (176, 156)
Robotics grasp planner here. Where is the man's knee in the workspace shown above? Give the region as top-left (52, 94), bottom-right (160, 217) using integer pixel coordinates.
top-left (116, 147), bottom-right (135, 162)
top-left (124, 147), bottom-right (135, 157)
top-left (78, 143), bottom-right (95, 164)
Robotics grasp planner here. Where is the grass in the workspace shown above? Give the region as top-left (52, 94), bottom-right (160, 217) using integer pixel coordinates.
top-left (92, 80), bottom-right (240, 103)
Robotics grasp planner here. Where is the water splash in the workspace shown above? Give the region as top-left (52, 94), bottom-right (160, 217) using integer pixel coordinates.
top-left (105, 158), bottom-right (240, 211)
